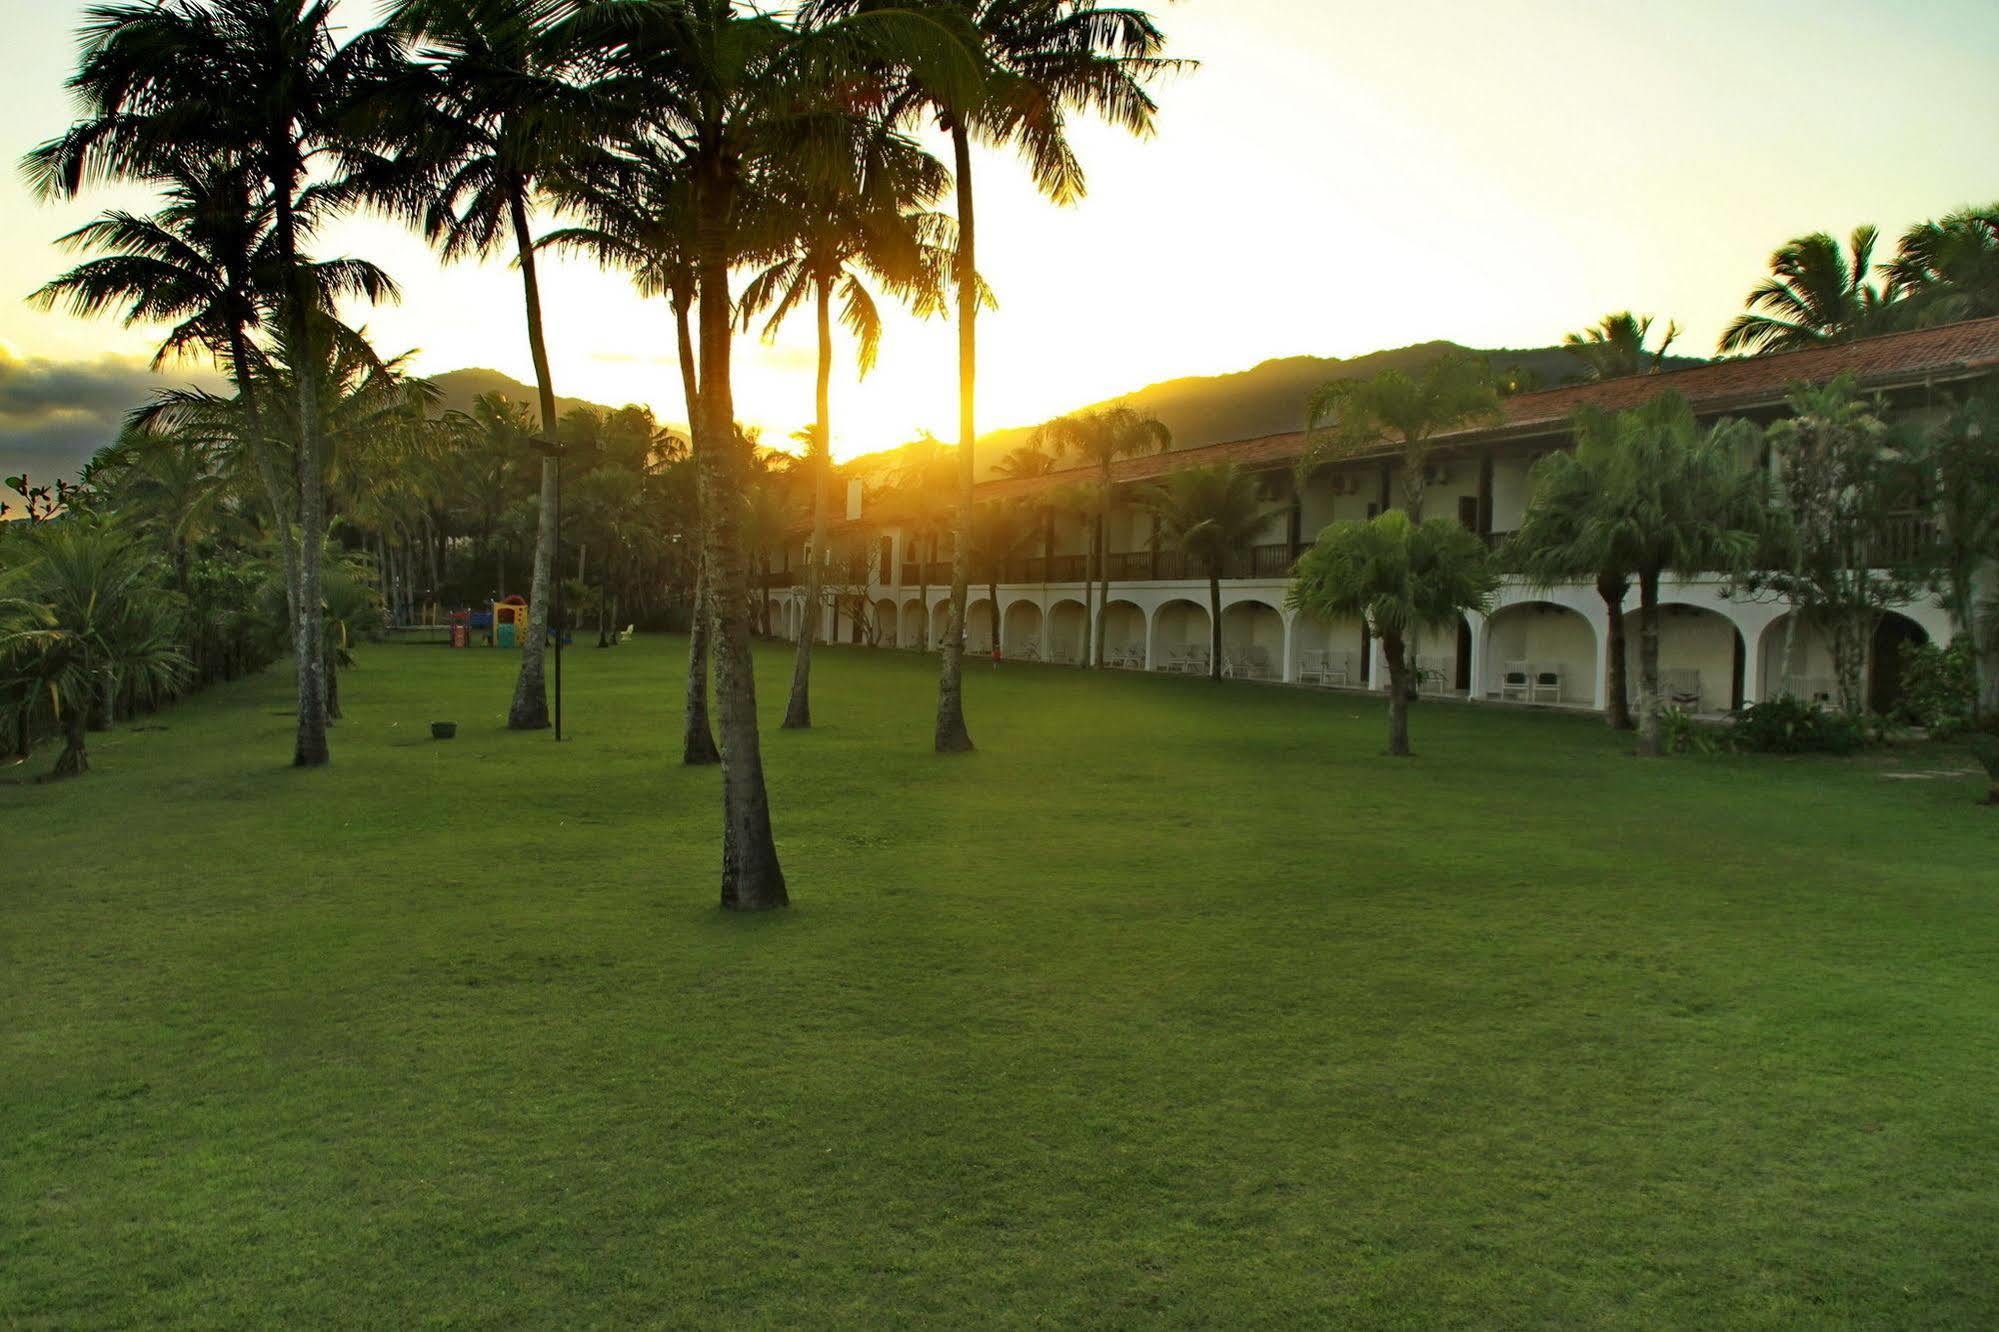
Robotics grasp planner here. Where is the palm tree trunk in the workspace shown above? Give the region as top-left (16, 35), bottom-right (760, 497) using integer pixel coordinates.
top-left (695, 159), bottom-right (785, 908)
top-left (1598, 572), bottom-right (1634, 731)
top-left (676, 293), bottom-right (719, 767)
top-left (933, 121), bottom-right (977, 754)
top-left (1383, 628), bottom-right (1413, 756)
top-left (50, 710), bottom-right (88, 780)
top-left (273, 172), bottom-right (329, 768)
top-left (918, 568), bottom-right (929, 650)
top-left (1208, 568), bottom-right (1223, 683)
top-left (784, 274), bottom-right (834, 730)
top-left (1636, 568), bottom-right (1664, 757)
top-left (506, 183), bottom-right (557, 731)
top-left (1092, 507), bottom-right (1109, 670)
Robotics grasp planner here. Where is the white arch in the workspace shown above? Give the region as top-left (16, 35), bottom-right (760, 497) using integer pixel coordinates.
top-left (1482, 600), bottom-right (1598, 705)
top-left (899, 598), bottom-right (926, 650)
top-left (1046, 598), bottom-right (1087, 665)
top-left (1099, 598), bottom-right (1148, 669)
top-left (873, 598), bottom-right (897, 646)
top-left (965, 597), bottom-right (997, 655)
top-left (1221, 599), bottom-right (1285, 680)
top-left (1003, 599), bottom-right (1045, 659)
top-left (1149, 598), bottom-right (1213, 674)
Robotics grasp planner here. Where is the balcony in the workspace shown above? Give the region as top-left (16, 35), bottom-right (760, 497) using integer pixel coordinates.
top-left (883, 545), bottom-right (1312, 587)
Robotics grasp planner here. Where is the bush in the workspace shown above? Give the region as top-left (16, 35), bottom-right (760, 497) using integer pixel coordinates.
top-left (1728, 694), bottom-right (1869, 755)
top-left (1660, 705), bottom-right (1722, 756)
top-left (1895, 638), bottom-right (1977, 736)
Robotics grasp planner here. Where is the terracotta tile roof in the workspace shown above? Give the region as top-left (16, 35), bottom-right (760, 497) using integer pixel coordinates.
top-left (967, 317), bottom-right (1999, 506)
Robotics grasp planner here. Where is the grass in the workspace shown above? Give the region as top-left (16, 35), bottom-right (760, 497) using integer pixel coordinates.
top-left (4, 636), bottom-right (1997, 1326)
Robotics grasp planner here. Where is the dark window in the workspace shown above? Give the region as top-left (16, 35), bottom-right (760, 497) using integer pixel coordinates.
top-left (1457, 496), bottom-right (1479, 530)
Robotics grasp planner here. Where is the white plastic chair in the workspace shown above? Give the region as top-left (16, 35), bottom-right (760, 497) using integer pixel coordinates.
top-left (1500, 660), bottom-right (1532, 702)
top-left (1531, 663), bottom-right (1564, 704)
top-left (1663, 667), bottom-right (1702, 712)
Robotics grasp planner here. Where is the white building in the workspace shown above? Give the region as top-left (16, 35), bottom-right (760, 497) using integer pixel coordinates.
top-left (766, 318), bottom-right (1999, 716)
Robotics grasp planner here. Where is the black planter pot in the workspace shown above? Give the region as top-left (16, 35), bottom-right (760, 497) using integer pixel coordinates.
top-left (431, 721), bottom-right (457, 740)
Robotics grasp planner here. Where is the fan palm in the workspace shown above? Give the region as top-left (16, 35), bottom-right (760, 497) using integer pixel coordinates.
top-left (1033, 405), bottom-right (1170, 667)
top-left (0, 524), bottom-right (191, 780)
top-left (1718, 227), bottom-right (1899, 355)
top-left (1505, 407), bottom-right (1644, 731)
top-left (1542, 393), bottom-right (1770, 756)
top-left (1288, 511), bottom-right (1496, 756)
top-left (1885, 205), bottom-right (1999, 327)
top-left (1302, 352), bottom-right (1501, 525)
top-left (1136, 464), bottom-right (1267, 682)
top-left (1562, 311), bottom-right (1681, 382)
top-left (806, 0), bottom-right (1179, 750)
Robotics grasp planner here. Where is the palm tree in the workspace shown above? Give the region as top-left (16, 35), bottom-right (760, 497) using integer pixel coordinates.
top-left (969, 501), bottom-right (1034, 657)
top-left (533, 140), bottom-right (720, 764)
top-left (1033, 405), bottom-right (1170, 667)
top-left (28, 146), bottom-right (395, 728)
top-left (1505, 408), bottom-right (1643, 731)
top-left (1718, 227), bottom-right (1898, 355)
top-left (383, 0), bottom-right (618, 733)
top-left (1136, 464), bottom-right (1266, 682)
top-left (1288, 511), bottom-right (1496, 757)
top-left (890, 433), bottom-right (960, 651)
top-left (1562, 311), bottom-right (1681, 382)
top-left (29, 0), bottom-right (403, 768)
top-left (739, 115), bottom-right (950, 728)
top-left (1886, 205), bottom-right (1999, 327)
top-left (808, 0), bottom-right (1179, 751)
top-left (1548, 393), bottom-right (1769, 756)
top-left (0, 524), bottom-right (191, 779)
top-left (1302, 353), bottom-right (1501, 525)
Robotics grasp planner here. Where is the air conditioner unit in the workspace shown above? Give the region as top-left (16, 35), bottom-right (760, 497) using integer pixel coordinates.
top-left (1423, 462), bottom-right (1452, 485)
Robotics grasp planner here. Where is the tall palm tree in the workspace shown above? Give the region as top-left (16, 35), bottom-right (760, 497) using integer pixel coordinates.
top-left (28, 0), bottom-right (403, 768)
top-left (1718, 227), bottom-right (1898, 355)
top-left (807, 0), bottom-right (1179, 751)
top-left (969, 500), bottom-right (1033, 657)
top-left (572, 1), bottom-right (977, 907)
top-left (1033, 404), bottom-right (1169, 667)
top-left (383, 0), bottom-right (617, 732)
top-left (1562, 311), bottom-right (1681, 382)
top-left (1288, 511), bottom-right (1496, 757)
top-left (1136, 464), bottom-right (1265, 682)
top-left (534, 140), bottom-right (720, 763)
top-left (1886, 205), bottom-right (1999, 327)
top-left (740, 115), bottom-right (951, 728)
top-left (1505, 407), bottom-right (1643, 731)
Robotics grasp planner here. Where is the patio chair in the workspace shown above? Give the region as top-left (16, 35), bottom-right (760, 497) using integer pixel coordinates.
top-left (1327, 652), bottom-right (1354, 687)
top-left (1500, 659), bottom-right (1532, 702)
top-left (1531, 663), bottom-right (1564, 704)
top-left (1662, 667), bottom-right (1702, 712)
top-left (1245, 645), bottom-right (1275, 679)
top-left (1160, 645), bottom-right (1189, 673)
top-left (1019, 637), bottom-right (1040, 662)
top-left (1417, 655), bottom-right (1451, 694)
top-left (1298, 649), bottom-right (1329, 685)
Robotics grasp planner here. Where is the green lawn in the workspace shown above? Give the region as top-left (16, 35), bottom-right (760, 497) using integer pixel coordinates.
top-left (4, 637), bottom-right (1996, 1326)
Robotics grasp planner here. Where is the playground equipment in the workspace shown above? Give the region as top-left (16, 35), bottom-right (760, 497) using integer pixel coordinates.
top-left (491, 595), bottom-right (529, 648)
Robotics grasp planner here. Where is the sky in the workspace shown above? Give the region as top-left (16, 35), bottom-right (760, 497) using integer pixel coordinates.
top-left (2, 0), bottom-right (1997, 482)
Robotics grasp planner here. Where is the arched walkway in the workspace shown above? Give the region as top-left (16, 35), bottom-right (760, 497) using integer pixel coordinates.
top-left (1047, 599), bottom-right (1086, 665)
top-left (966, 598), bottom-right (997, 655)
top-left (873, 598), bottom-right (897, 647)
top-left (764, 598), bottom-right (783, 639)
top-left (1757, 614), bottom-right (1835, 706)
top-left (1221, 600), bottom-right (1284, 679)
top-left (1100, 599), bottom-right (1147, 669)
top-left (1150, 598), bottom-right (1213, 674)
top-left (1656, 602), bottom-right (1745, 714)
top-left (1287, 612), bottom-right (1367, 687)
top-left (899, 598), bottom-right (926, 650)
top-left (1871, 611), bottom-right (1929, 714)
top-left (1484, 601), bottom-right (1597, 705)
top-left (1003, 600), bottom-right (1044, 660)
top-left (930, 598), bottom-right (955, 650)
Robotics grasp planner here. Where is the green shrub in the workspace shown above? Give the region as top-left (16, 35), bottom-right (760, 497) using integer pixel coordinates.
top-left (1728, 694), bottom-right (1869, 755)
top-left (1895, 638), bottom-right (1977, 735)
top-left (1660, 705), bottom-right (1722, 756)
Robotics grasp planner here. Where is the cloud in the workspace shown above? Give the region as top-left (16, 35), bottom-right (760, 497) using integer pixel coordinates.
top-left (0, 350), bottom-right (223, 484)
